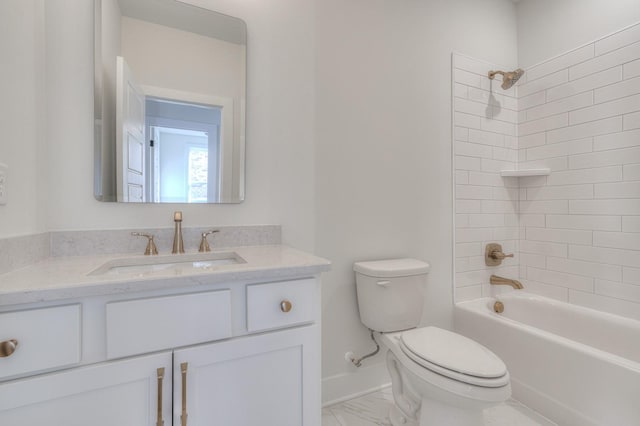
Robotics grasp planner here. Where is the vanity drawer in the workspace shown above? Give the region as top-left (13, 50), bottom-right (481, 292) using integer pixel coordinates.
top-left (106, 290), bottom-right (231, 359)
top-left (247, 278), bottom-right (316, 332)
top-left (0, 304), bottom-right (81, 380)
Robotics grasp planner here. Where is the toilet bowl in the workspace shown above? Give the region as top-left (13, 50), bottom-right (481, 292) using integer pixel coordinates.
top-left (354, 259), bottom-right (511, 426)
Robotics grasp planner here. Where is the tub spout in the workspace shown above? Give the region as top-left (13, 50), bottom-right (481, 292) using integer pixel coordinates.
top-left (490, 274), bottom-right (523, 289)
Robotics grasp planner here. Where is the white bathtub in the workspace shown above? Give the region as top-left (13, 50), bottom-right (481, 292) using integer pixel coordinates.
top-left (454, 292), bottom-right (640, 426)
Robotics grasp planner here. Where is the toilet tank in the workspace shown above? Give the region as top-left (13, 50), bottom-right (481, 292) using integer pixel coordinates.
top-left (354, 258), bottom-right (430, 333)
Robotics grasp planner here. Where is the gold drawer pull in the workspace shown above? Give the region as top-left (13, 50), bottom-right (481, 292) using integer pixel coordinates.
top-left (156, 367), bottom-right (165, 426)
top-left (0, 339), bottom-right (18, 358)
top-left (280, 300), bottom-right (292, 313)
top-left (181, 362), bottom-right (188, 426)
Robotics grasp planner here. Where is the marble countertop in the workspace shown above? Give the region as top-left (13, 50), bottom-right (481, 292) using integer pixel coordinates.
top-left (0, 245), bottom-right (331, 307)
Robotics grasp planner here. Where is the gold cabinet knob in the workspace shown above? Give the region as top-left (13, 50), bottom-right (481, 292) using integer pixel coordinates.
top-left (0, 339), bottom-right (18, 358)
top-left (280, 300), bottom-right (292, 313)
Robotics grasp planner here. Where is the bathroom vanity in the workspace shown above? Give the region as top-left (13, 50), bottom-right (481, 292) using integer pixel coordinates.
top-left (0, 245), bottom-right (329, 425)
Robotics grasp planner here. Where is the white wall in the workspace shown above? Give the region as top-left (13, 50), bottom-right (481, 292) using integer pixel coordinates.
top-left (43, 0), bottom-right (316, 252)
top-left (0, 0), bottom-right (46, 238)
top-left (517, 0), bottom-right (640, 68)
top-left (315, 0), bottom-right (518, 402)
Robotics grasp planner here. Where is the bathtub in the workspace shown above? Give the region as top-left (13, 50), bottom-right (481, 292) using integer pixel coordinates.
top-left (454, 292), bottom-right (640, 426)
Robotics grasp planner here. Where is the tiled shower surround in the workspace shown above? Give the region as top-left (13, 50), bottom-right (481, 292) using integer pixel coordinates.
top-left (454, 23), bottom-right (640, 321)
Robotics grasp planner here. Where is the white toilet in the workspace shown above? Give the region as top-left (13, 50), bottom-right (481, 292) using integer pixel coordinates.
top-left (354, 258), bottom-right (511, 426)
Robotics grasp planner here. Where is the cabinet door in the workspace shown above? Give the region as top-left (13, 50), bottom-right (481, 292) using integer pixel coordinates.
top-left (174, 325), bottom-right (320, 426)
top-left (0, 352), bottom-right (172, 426)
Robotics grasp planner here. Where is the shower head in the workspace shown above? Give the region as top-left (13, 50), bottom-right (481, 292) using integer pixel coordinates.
top-left (488, 68), bottom-right (525, 90)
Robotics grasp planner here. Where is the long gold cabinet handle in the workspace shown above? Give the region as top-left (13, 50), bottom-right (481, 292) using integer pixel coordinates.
top-left (181, 362), bottom-right (188, 426)
top-left (156, 367), bottom-right (165, 426)
top-left (0, 339), bottom-right (18, 357)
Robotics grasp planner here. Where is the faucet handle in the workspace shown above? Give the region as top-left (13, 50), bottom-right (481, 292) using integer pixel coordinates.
top-left (485, 243), bottom-right (513, 266)
top-left (131, 232), bottom-right (159, 256)
top-left (199, 230), bottom-right (220, 252)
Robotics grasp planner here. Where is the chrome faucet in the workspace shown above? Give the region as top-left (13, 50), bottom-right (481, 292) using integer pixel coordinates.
top-left (172, 211), bottom-right (184, 254)
top-left (490, 274), bottom-right (524, 289)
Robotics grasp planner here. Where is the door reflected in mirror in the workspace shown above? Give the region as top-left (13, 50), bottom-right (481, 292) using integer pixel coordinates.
top-left (94, 0), bottom-right (246, 203)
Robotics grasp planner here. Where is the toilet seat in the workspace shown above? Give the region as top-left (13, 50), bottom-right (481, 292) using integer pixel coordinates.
top-left (399, 327), bottom-right (509, 388)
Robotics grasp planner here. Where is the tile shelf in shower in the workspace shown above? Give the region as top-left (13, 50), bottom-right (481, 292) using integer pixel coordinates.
top-left (500, 168), bottom-right (550, 177)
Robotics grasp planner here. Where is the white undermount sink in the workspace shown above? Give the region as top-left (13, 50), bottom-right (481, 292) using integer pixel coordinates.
top-left (88, 252), bottom-right (246, 277)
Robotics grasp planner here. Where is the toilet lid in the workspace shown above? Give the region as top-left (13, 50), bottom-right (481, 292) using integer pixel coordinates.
top-left (400, 327), bottom-right (507, 383)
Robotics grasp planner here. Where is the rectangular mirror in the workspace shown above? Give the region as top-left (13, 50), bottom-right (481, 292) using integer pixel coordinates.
top-left (94, 0), bottom-right (246, 203)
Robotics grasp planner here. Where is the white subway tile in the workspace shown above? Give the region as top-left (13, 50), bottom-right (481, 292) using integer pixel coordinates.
top-left (456, 228), bottom-right (493, 243)
top-left (493, 187), bottom-right (519, 201)
top-left (570, 244), bottom-right (640, 267)
top-left (623, 267), bottom-right (640, 285)
top-left (527, 267), bottom-right (594, 292)
top-left (468, 129), bottom-right (505, 147)
top-left (546, 214), bottom-right (621, 231)
top-left (519, 69), bottom-right (569, 98)
top-left (570, 199), bottom-right (640, 215)
top-left (624, 164), bottom-right (640, 181)
top-left (569, 94), bottom-right (640, 125)
top-left (547, 256), bottom-right (622, 282)
top-left (456, 199), bottom-right (482, 213)
top-left (519, 113), bottom-right (569, 136)
top-left (624, 111), bottom-right (640, 130)
top-left (526, 138), bottom-right (592, 160)
top-left (492, 106), bottom-right (518, 124)
top-left (570, 146), bottom-right (640, 169)
top-left (519, 91), bottom-right (546, 110)
top-left (547, 166), bottom-right (622, 185)
top-left (481, 200), bottom-right (518, 214)
top-left (456, 269), bottom-right (489, 287)
top-left (468, 171), bottom-right (503, 187)
top-left (504, 135), bottom-right (517, 150)
top-left (594, 231), bottom-right (640, 250)
top-left (456, 242), bottom-right (482, 258)
top-left (454, 68), bottom-right (483, 89)
top-left (519, 133), bottom-right (546, 149)
top-left (456, 98), bottom-right (491, 118)
top-left (593, 129), bottom-right (640, 151)
top-left (505, 214), bottom-right (519, 227)
top-left (526, 227), bottom-right (593, 245)
top-left (595, 76), bottom-right (640, 103)
top-left (519, 157), bottom-right (569, 172)
top-left (547, 116), bottom-right (622, 144)
top-left (456, 170), bottom-right (469, 185)
top-left (527, 45), bottom-right (595, 82)
top-left (481, 117), bottom-right (516, 136)
top-left (596, 280), bottom-right (640, 303)
top-left (456, 185), bottom-right (494, 200)
top-left (570, 41), bottom-right (640, 80)
top-left (622, 216), bottom-right (640, 232)
top-left (468, 214), bottom-right (505, 228)
top-left (454, 54), bottom-right (496, 76)
top-left (594, 24), bottom-right (640, 56)
top-left (520, 280), bottom-right (569, 301)
top-left (456, 214), bottom-right (469, 228)
top-left (481, 158), bottom-right (514, 173)
top-left (520, 240), bottom-right (568, 257)
top-left (569, 290), bottom-right (640, 321)
top-left (455, 141), bottom-right (493, 158)
top-left (547, 67), bottom-right (623, 102)
top-left (520, 253), bottom-right (546, 268)
top-left (455, 112), bottom-right (481, 129)
top-left (492, 147), bottom-right (517, 162)
top-left (455, 126), bottom-right (469, 142)
top-left (595, 181), bottom-right (640, 198)
top-left (454, 83), bottom-right (468, 99)
top-left (526, 184), bottom-right (593, 200)
top-left (625, 59), bottom-right (640, 79)
top-left (455, 155), bottom-right (482, 171)
top-left (525, 92), bottom-right (593, 122)
top-left (520, 200), bottom-right (569, 214)
top-left (455, 257), bottom-right (469, 272)
top-left (493, 227), bottom-right (519, 240)
top-left (455, 285), bottom-right (483, 302)
top-left (520, 214), bottom-right (546, 227)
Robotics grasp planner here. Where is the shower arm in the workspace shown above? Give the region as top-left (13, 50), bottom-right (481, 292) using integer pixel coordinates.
top-left (487, 70), bottom-right (505, 80)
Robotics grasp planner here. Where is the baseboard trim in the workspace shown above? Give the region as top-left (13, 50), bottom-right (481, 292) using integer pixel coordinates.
top-left (322, 361), bottom-right (390, 407)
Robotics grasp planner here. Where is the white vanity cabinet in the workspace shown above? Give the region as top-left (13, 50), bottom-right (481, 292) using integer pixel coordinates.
top-left (0, 276), bottom-right (321, 426)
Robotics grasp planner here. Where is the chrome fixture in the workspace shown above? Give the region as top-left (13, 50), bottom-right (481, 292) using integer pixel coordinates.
top-left (131, 232), bottom-right (159, 255)
top-left (485, 243), bottom-right (514, 266)
top-left (488, 68), bottom-right (524, 90)
top-left (490, 275), bottom-right (524, 290)
top-left (198, 229), bottom-right (220, 252)
top-left (172, 211), bottom-right (184, 254)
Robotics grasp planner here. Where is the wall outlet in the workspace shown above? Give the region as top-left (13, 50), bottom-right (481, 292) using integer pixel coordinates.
top-left (0, 163), bottom-right (7, 205)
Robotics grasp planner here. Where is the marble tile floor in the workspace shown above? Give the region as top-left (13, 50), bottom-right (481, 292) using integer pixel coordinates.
top-left (322, 387), bottom-right (557, 426)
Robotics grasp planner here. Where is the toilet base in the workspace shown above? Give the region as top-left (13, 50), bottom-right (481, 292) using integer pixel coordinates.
top-left (389, 404), bottom-right (418, 426)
